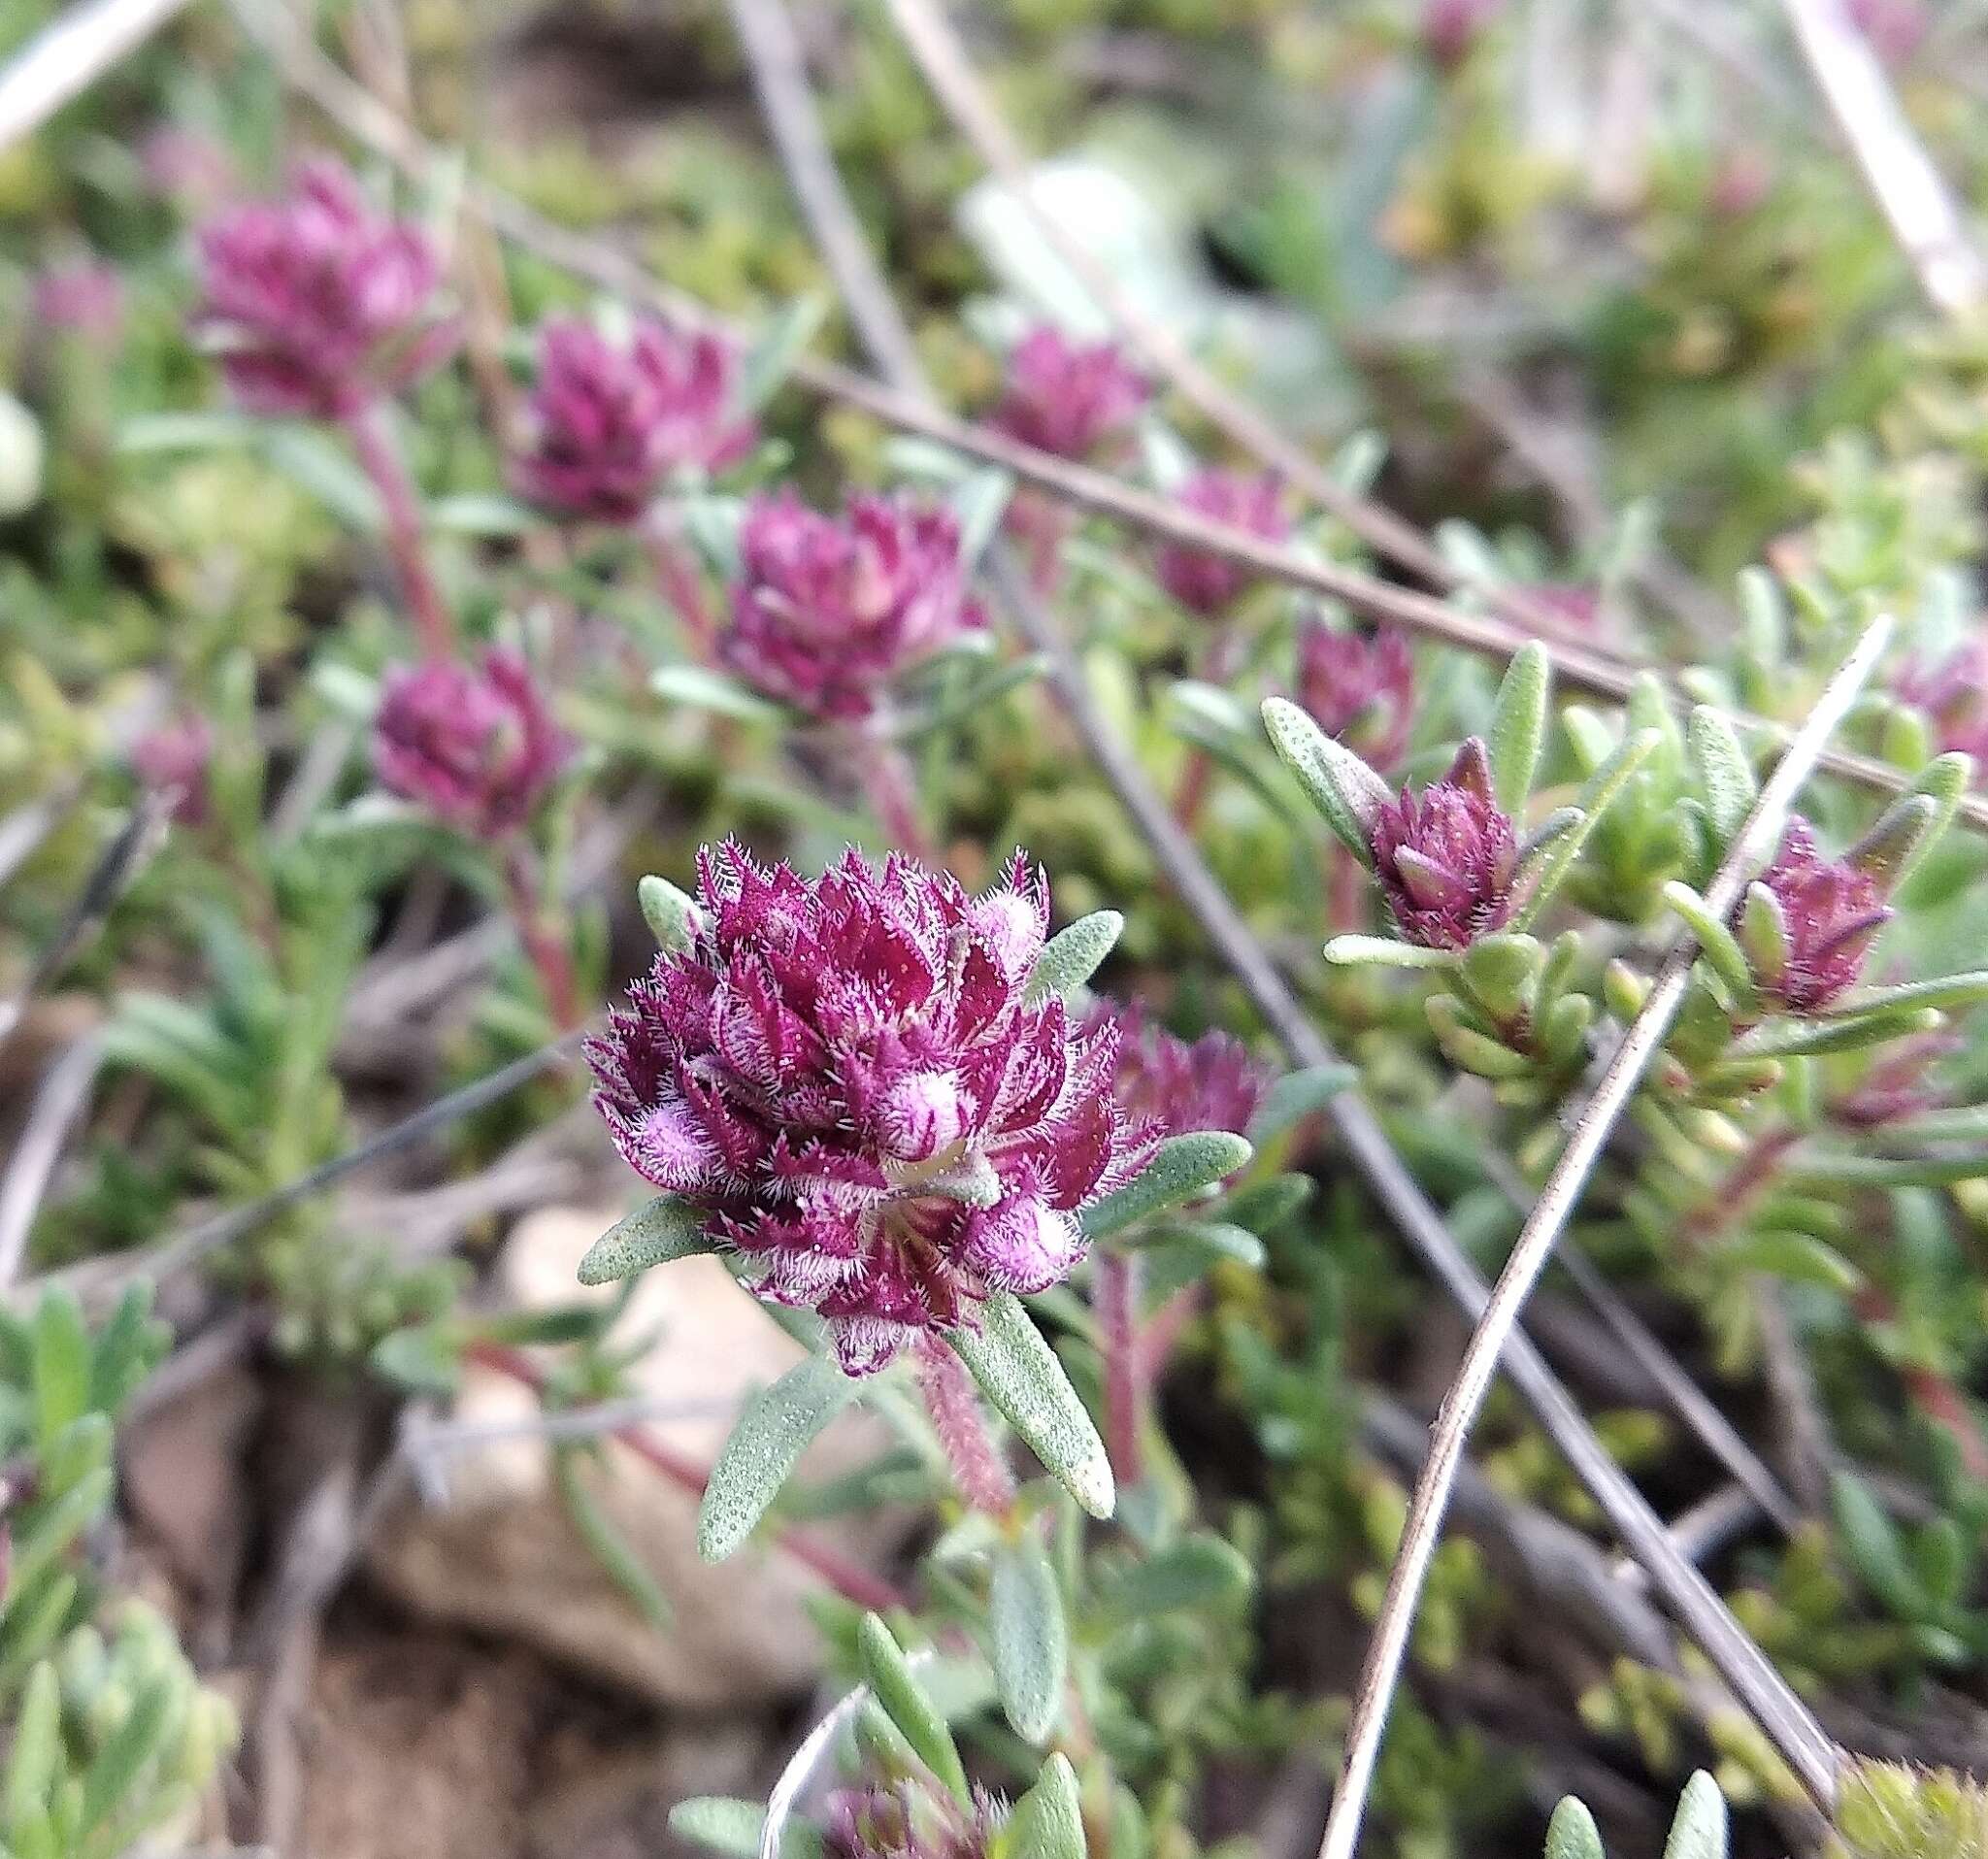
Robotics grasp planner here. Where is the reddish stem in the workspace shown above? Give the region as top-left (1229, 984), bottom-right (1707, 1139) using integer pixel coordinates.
top-left (646, 507), bottom-right (717, 660)
top-left (914, 1333), bottom-right (1016, 1519)
top-left (1095, 1248), bottom-right (1143, 1485)
top-left (503, 845), bottom-right (582, 1032)
top-left (857, 736), bottom-right (937, 860)
top-left (345, 402), bottom-right (454, 660)
top-left (465, 1341), bottom-right (908, 1612)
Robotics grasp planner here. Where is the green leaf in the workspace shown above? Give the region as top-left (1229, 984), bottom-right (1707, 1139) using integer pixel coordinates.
top-left (1816, 970), bottom-right (1988, 1019)
top-left (1245, 1063), bottom-right (1355, 1145)
top-left (264, 425), bottom-right (383, 533)
top-left (1081, 1133), bottom-right (1254, 1239)
top-left (949, 468), bottom-right (1013, 571)
top-left (1487, 642), bottom-right (1551, 812)
top-left (650, 663), bottom-right (784, 722)
top-left (1544, 1796), bottom-right (1607, 1859)
top-left (1321, 935), bottom-right (1459, 970)
top-left (1686, 710), bottom-right (1756, 847)
top-left (1736, 882), bottom-right (1789, 988)
top-left (426, 492), bottom-right (537, 537)
top-left (1727, 1230), bottom-right (1861, 1294)
top-left (1023, 911), bottom-right (1124, 1005)
top-left (858, 1615), bottom-right (970, 1807)
top-left (1510, 728), bottom-right (1660, 931)
top-left (1661, 1774), bottom-right (1728, 1859)
top-left (699, 1356), bottom-right (855, 1563)
top-left (555, 1451), bottom-right (672, 1629)
top-left (1738, 1007), bottom-right (1944, 1060)
top-left (578, 1197), bottom-right (715, 1286)
top-left (370, 1325), bottom-right (462, 1398)
top-left (1261, 697), bottom-right (1392, 861)
top-left (79, 1677), bottom-right (172, 1835)
top-left (30, 1292), bottom-right (89, 1454)
top-left (1005, 1753), bottom-right (1087, 1859)
top-left (948, 1295), bottom-right (1113, 1518)
top-left (670, 1796), bottom-right (824, 1859)
top-left (989, 1542), bottom-right (1068, 1743)
top-left (741, 291), bottom-right (829, 408)
top-left (1847, 794), bottom-right (1941, 895)
top-left (1660, 881), bottom-right (1759, 1012)
top-left (1088, 1533), bottom-right (1253, 1627)
top-left (5, 1664), bottom-right (61, 1829)
top-left (637, 874), bottom-right (702, 952)
top-left (1894, 753), bottom-right (1971, 888)
top-left (1462, 933), bottom-right (1541, 1022)
top-left (1832, 1472), bottom-right (1924, 1616)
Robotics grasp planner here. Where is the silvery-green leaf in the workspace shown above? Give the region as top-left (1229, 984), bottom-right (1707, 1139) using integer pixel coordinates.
top-left (578, 1197), bottom-right (715, 1286)
top-left (1736, 882), bottom-right (1789, 987)
top-left (1847, 794), bottom-right (1941, 894)
top-left (638, 874), bottom-right (702, 952)
top-left (947, 1296), bottom-right (1112, 1519)
top-left (741, 292), bottom-right (829, 408)
top-left (265, 425), bottom-right (383, 533)
top-left (1246, 1063), bottom-right (1356, 1145)
top-left (989, 1543), bottom-right (1068, 1743)
top-left (651, 664), bottom-right (783, 722)
top-left (1660, 881), bottom-right (1758, 1012)
top-left (1738, 1008), bottom-right (1944, 1059)
top-left (1024, 911), bottom-right (1124, 1004)
top-left (949, 468), bottom-right (1014, 572)
top-left (1544, 1797), bottom-right (1606, 1859)
top-left (858, 1615), bottom-right (971, 1807)
top-left (1461, 934), bottom-right (1541, 1022)
top-left (1662, 1774), bottom-right (1728, 1859)
top-left (1261, 697), bottom-right (1392, 861)
top-left (1005, 1754), bottom-right (1087, 1859)
top-left (427, 492), bottom-right (538, 537)
top-left (1082, 1132), bottom-right (1253, 1239)
top-left (669, 1797), bottom-right (823, 1859)
top-left (1321, 935), bottom-right (1460, 970)
top-left (1487, 642), bottom-right (1551, 812)
top-left (699, 1355), bottom-right (855, 1562)
top-left (1686, 709), bottom-right (1756, 847)
top-left (1816, 970), bottom-right (1988, 1019)
top-left (1088, 1533), bottom-right (1252, 1626)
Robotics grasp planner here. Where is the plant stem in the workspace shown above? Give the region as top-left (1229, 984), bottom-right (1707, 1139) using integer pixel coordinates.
top-left (345, 401), bottom-right (453, 660)
top-left (465, 1340), bottom-right (908, 1612)
top-left (855, 734), bottom-right (936, 860)
top-left (914, 1332), bottom-right (1015, 1519)
top-left (503, 844), bottom-right (581, 1032)
top-left (1095, 1248), bottom-right (1143, 1486)
top-left (645, 504), bottom-right (717, 660)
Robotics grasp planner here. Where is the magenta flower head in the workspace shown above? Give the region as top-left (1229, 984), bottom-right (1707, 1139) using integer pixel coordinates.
top-left (512, 314), bottom-right (754, 523)
top-left (587, 846), bottom-right (1162, 1375)
top-left (132, 714), bottom-right (214, 826)
top-left (1370, 739), bottom-right (1519, 949)
top-left (993, 326), bottom-right (1149, 463)
top-left (1896, 641), bottom-right (1988, 768)
top-left (1086, 1001), bottom-right (1266, 1149)
top-left (1153, 468), bottom-right (1289, 619)
top-left (1298, 621), bottom-right (1414, 771)
top-left (825, 1784), bottom-right (996, 1859)
top-left (194, 157), bottom-right (458, 419)
top-left (721, 489), bottom-right (982, 722)
top-left (1744, 816), bottom-right (1891, 1012)
top-left (373, 647), bottom-right (571, 840)
top-left (33, 262), bottom-right (124, 340)
top-left (1422, 0), bottom-right (1502, 67)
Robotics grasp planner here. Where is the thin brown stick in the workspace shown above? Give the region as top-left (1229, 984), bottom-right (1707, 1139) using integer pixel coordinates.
top-left (1319, 620), bottom-right (1890, 1859)
top-left (0, 1029), bottom-right (105, 1285)
top-left (724, 0), bottom-right (1839, 1808)
top-left (224, 0), bottom-right (1988, 838)
top-left (1778, 0), bottom-right (1988, 320)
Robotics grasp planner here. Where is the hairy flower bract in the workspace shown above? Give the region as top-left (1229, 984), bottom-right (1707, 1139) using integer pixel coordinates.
top-left (1370, 739), bottom-right (1519, 949)
top-left (993, 325), bottom-right (1149, 462)
top-left (587, 846), bottom-right (1161, 1375)
top-left (1748, 816), bottom-right (1892, 1012)
top-left (1153, 468), bottom-right (1289, 618)
top-left (1298, 621), bottom-right (1415, 771)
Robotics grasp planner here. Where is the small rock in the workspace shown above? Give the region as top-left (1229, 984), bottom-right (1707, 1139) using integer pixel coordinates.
top-left (366, 1204), bottom-right (908, 1709)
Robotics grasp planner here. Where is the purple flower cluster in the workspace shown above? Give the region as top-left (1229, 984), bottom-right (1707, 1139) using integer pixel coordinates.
top-left (1896, 641), bottom-right (1988, 769)
top-left (32, 261), bottom-right (124, 340)
top-left (194, 157), bottom-right (458, 419)
top-left (1370, 740), bottom-right (1519, 950)
top-left (587, 846), bottom-right (1161, 1374)
top-left (992, 326), bottom-right (1149, 463)
top-left (1746, 817), bottom-right (1891, 1012)
top-left (1298, 622), bottom-right (1415, 771)
top-left (132, 714), bottom-right (214, 826)
top-left (512, 315), bottom-right (754, 523)
top-left (1153, 468), bottom-right (1289, 619)
top-left (824, 1784), bottom-right (996, 1859)
top-left (373, 647), bottom-right (571, 840)
top-left (1088, 1002), bottom-right (1267, 1147)
top-left (721, 491), bottom-right (981, 721)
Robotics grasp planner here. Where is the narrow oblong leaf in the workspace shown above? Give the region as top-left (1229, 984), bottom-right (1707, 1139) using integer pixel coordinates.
top-left (1487, 642), bottom-right (1551, 812)
top-left (1815, 970), bottom-right (1988, 1020)
top-left (947, 1294), bottom-right (1113, 1518)
top-left (1686, 709), bottom-right (1757, 847)
top-left (1261, 697), bottom-right (1392, 861)
top-left (1509, 729), bottom-right (1660, 931)
top-left (989, 1542), bottom-right (1068, 1743)
top-left (30, 1291), bottom-right (89, 1454)
top-left (1081, 1132), bottom-right (1254, 1239)
top-left (1088, 1533), bottom-right (1253, 1626)
top-left (1660, 881), bottom-right (1758, 1010)
top-left (1847, 794), bottom-right (1941, 894)
top-left (79, 1677), bottom-right (173, 1835)
top-left (638, 875), bottom-right (701, 952)
top-left (5, 1664), bottom-right (61, 1829)
top-left (1544, 1796), bottom-right (1607, 1859)
top-left (651, 663), bottom-right (784, 722)
top-left (1246, 1063), bottom-right (1356, 1145)
top-left (556, 1452), bottom-right (673, 1629)
top-left (1024, 911), bottom-right (1124, 1005)
top-left (1661, 1772), bottom-right (1728, 1859)
top-left (578, 1196), bottom-right (715, 1286)
top-left (1006, 1753), bottom-right (1087, 1859)
top-left (698, 1355), bottom-right (855, 1563)
top-left (858, 1615), bottom-right (971, 1807)
top-left (1895, 752), bottom-right (1971, 887)
top-left (1321, 935), bottom-right (1459, 970)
